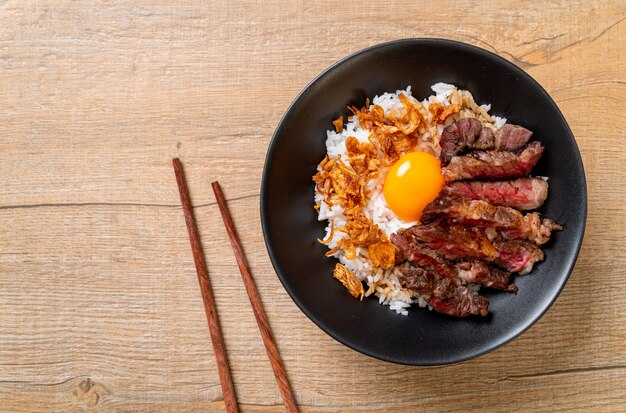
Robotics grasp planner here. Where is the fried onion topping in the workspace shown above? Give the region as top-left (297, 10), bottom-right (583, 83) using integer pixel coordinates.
top-left (345, 136), bottom-right (380, 180)
top-left (314, 94), bottom-right (432, 280)
top-left (332, 115), bottom-right (343, 133)
top-left (428, 102), bottom-right (459, 124)
top-left (367, 242), bottom-right (396, 269)
top-left (312, 157), bottom-right (365, 209)
top-left (333, 263), bottom-right (364, 300)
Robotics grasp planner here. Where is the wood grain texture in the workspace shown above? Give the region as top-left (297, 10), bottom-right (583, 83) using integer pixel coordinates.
top-left (0, 0), bottom-right (624, 412)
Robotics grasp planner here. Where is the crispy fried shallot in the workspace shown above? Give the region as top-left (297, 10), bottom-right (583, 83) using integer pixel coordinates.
top-left (429, 102), bottom-right (459, 124)
top-left (367, 242), bottom-right (396, 269)
top-left (345, 136), bottom-right (381, 179)
top-left (312, 157), bottom-right (365, 209)
top-left (314, 95), bottom-right (429, 277)
top-left (333, 263), bottom-right (364, 300)
top-left (332, 115), bottom-right (343, 133)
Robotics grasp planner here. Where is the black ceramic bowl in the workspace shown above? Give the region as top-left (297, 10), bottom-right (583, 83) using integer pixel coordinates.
top-left (261, 39), bottom-right (586, 365)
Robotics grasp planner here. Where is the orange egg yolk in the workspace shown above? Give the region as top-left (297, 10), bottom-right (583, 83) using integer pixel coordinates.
top-left (383, 152), bottom-right (445, 222)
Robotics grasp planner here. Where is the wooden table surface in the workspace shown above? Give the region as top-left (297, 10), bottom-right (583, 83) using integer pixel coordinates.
top-left (1, 1), bottom-right (625, 412)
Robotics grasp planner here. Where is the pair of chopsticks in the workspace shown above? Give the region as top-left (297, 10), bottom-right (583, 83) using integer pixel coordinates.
top-left (172, 158), bottom-right (299, 413)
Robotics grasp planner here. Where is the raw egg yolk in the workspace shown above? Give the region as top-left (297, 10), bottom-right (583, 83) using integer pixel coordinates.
top-left (383, 152), bottom-right (444, 222)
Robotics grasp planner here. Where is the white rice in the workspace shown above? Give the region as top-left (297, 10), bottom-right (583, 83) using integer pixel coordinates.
top-left (317, 83), bottom-right (507, 315)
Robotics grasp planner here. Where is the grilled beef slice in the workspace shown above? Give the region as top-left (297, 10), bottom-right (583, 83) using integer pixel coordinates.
top-left (405, 222), bottom-right (498, 261)
top-left (398, 267), bottom-right (489, 317)
top-left (493, 239), bottom-right (545, 275)
top-left (405, 221), bottom-right (544, 273)
top-left (443, 141), bottom-right (544, 182)
top-left (455, 261), bottom-right (518, 293)
top-left (495, 124), bottom-right (533, 151)
top-left (421, 193), bottom-right (561, 244)
top-left (391, 232), bottom-right (517, 292)
top-left (390, 232), bottom-right (457, 279)
top-left (440, 120), bottom-right (533, 165)
top-left (440, 118), bottom-right (484, 164)
top-left (444, 178), bottom-right (548, 211)
top-left (474, 127), bottom-right (496, 150)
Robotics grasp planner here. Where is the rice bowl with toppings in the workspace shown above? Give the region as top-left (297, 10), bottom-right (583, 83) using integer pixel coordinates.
top-left (263, 38), bottom-right (584, 363)
top-left (313, 83), bottom-right (514, 315)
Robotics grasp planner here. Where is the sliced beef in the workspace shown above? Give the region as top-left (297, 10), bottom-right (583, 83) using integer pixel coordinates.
top-left (445, 178), bottom-right (549, 210)
top-left (443, 141), bottom-right (544, 182)
top-left (503, 212), bottom-right (561, 245)
top-left (440, 120), bottom-right (533, 165)
top-left (421, 193), bottom-right (561, 244)
top-left (404, 221), bottom-right (544, 273)
top-left (392, 231), bottom-right (517, 292)
top-left (391, 230), bottom-right (411, 265)
top-left (493, 239), bottom-right (544, 275)
top-left (390, 233), bottom-right (457, 279)
top-left (455, 261), bottom-right (518, 293)
top-left (405, 222), bottom-right (498, 261)
top-left (475, 127), bottom-right (495, 150)
top-left (398, 267), bottom-right (489, 317)
top-left (440, 118), bottom-right (484, 164)
top-left (496, 124), bottom-right (533, 151)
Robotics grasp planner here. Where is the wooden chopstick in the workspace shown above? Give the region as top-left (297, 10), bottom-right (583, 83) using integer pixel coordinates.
top-left (172, 159), bottom-right (240, 413)
top-left (211, 181), bottom-right (300, 413)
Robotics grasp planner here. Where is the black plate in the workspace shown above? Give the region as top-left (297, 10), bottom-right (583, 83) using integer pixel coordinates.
top-left (260, 39), bottom-right (586, 365)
